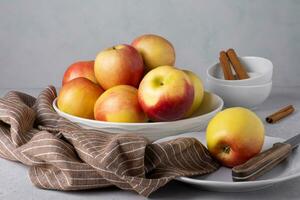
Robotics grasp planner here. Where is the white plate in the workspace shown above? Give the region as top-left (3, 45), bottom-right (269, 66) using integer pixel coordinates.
top-left (156, 132), bottom-right (300, 192)
top-left (53, 92), bottom-right (223, 141)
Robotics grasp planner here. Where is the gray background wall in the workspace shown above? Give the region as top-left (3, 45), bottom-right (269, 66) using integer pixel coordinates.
top-left (0, 0), bottom-right (299, 89)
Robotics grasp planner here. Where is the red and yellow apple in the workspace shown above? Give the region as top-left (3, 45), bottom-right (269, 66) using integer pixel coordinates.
top-left (183, 70), bottom-right (204, 117)
top-left (62, 60), bottom-right (97, 85)
top-left (57, 77), bottom-right (104, 119)
top-left (94, 44), bottom-right (144, 90)
top-left (138, 66), bottom-right (194, 121)
top-left (132, 34), bottom-right (175, 71)
top-left (206, 107), bottom-right (265, 167)
top-left (94, 85), bottom-right (147, 123)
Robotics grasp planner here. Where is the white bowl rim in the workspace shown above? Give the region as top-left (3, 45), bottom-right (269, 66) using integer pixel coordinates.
top-left (206, 80), bottom-right (272, 88)
top-left (52, 92), bottom-right (224, 127)
top-left (207, 56), bottom-right (273, 83)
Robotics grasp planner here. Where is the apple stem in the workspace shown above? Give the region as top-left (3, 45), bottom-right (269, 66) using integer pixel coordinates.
top-left (223, 146), bottom-right (230, 154)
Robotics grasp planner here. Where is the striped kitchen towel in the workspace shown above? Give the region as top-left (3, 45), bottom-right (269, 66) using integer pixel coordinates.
top-left (0, 86), bottom-right (219, 196)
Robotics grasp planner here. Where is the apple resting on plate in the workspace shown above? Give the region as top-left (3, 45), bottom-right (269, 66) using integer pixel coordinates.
top-left (206, 107), bottom-right (265, 167)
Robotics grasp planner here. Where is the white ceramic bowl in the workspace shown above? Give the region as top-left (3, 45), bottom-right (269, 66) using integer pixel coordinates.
top-left (206, 79), bottom-right (272, 108)
top-left (207, 56), bottom-right (273, 86)
top-left (53, 91), bottom-right (224, 141)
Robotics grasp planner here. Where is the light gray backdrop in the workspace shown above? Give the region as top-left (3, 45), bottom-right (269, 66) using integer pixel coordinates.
top-left (0, 0), bottom-right (300, 89)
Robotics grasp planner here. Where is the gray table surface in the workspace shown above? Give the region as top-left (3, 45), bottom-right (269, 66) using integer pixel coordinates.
top-left (0, 86), bottom-right (299, 200)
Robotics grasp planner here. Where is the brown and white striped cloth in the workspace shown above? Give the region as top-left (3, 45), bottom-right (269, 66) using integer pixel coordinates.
top-left (0, 86), bottom-right (219, 196)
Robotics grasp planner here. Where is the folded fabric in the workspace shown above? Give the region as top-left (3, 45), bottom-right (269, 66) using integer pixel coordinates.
top-left (0, 86), bottom-right (219, 196)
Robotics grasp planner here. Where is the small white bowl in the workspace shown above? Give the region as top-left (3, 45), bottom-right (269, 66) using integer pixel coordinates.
top-left (53, 91), bottom-right (224, 141)
top-left (206, 80), bottom-right (272, 108)
top-left (207, 56), bottom-right (273, 86)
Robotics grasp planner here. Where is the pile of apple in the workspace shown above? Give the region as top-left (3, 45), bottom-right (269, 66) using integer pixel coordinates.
top-left (58, 34), bottom-right (204, 123)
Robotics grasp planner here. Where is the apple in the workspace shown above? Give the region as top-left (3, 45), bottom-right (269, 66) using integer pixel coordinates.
top-left (57, 77), bottom-right (104, 119)
top-left (183, 70), bottom-right (204, 117)
top-left (62, 60), bottom-right (97, 85)
top-left (138, 66), bottom-right (194, 121)
top-left (206, 107), bottom-right (265, 167)
top-left (94, 85), bottom-right (147, 123)
top-left (94, 44), bottom-right (144, 90)
top-left (132, 34), bottom-right (175, 71)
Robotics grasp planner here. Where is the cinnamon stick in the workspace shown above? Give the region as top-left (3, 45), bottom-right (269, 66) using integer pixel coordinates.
top-left (219, 51), bottom-right (235, 80)
top-left (266, 105), bottom-right (295, 124)
top-left (226, 48), bottom-right (249, 80)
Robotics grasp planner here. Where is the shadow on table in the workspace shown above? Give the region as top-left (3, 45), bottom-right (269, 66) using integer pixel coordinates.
top-left (149, 180), bottom-right (300, 200)
top-left (51, 178), bottom-right (300, 200)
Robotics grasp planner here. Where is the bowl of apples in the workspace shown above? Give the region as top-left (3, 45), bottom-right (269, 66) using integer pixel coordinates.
top-left (54, 34), bottom-right (224, 141)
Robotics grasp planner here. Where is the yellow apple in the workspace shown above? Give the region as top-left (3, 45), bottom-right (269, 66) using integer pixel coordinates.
top-left (58, 77), bottom-right (104, 119)
top-left (206, 107), bottom-right (265, 167)
top-left (94, 85), bottom-right (148, 123)
top-left (183, 70), bottom-right (204, 117)
top-left (138, 66), bottom-right (194, 121)
top-left (132, 34), bottom-right (175, 71)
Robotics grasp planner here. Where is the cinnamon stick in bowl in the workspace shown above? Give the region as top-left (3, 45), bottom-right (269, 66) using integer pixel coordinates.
top-left (226, 49), bottom-right (249, 80)
top-left (266, 105), bottom-right (295, 124)
top-left (219, 51), bottom-right (235, 80)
